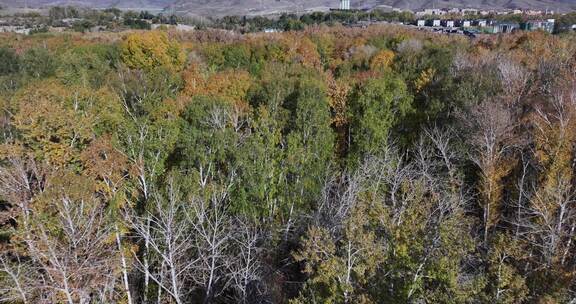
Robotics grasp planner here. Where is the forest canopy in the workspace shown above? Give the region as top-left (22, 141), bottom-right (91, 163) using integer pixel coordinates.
top-left (0, 26), bottom-right (576, 303)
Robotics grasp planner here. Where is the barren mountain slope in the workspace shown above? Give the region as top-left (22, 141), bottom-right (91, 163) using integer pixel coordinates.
top-left (1, 0), bottom-right (575, 14)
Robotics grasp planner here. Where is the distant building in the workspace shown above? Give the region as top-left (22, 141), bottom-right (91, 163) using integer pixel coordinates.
top-left (61, 18), bottom-right (83, 26)
top-left (461, 8), bottom-right (478, 15)
top-left (0, 25), bottom-right (32, 35)
top-left (175, 24), bottom-right (196, 31)
top-left (417, 19), bottom-right (426, 27)
top-left (432, 19), bottom-right (441, 27)
top-left (475, 19), bottom-right (487, 27)
top-left (0, 26), bottom-right (31, 35)
top-left (340, 0), bottom-right (351, 10)
top-left (523, 19), bottom-right (555, 33)
top-left (49, 26), bottom-right (67, 32)
top-left (491, 22), bottom-right (520, 33)
top-left (525, 10), bottom-right (543, 16)
top-left (460, 20), bottom-right (472, 27)
top-left (441, 20), bottom-right (455, 27)
top-left (416, 8), bottom-right (445, 16)
top-left (151, 24), bottom-right (196, 31)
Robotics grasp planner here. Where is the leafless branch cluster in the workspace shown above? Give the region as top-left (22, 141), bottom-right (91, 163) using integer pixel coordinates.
top-left (128, 178), bottom-right (266, 304)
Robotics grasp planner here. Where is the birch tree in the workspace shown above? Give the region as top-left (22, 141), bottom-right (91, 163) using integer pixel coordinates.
top-left (464, 100), bottom-right (515, 244)
top-left (129, 179), bottom-right (194, 304)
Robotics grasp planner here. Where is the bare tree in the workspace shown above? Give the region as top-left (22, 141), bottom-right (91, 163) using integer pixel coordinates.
top-left (463, 100), bottom-right (514, 244)
top-left (407, 133), bottom-right (469, 301)
top-left (0, 153), bottom-right (125, 303)
top-left (497, 56), bottom-right (531, 106)
top-left (188, 190), bottom-right (232, 304)
top-left (0, 254), bottom-right (36, 304)
top-left (312, 170), bottom-right (361, 235)
top-left (21, 196), bottom-right (119, 304)
top-left (521, 89), bottom-right (576, 269)
top-left (116, 66), bottom-right (181, 303)
top-left (129, 179), bottom-right (195, 304)
top-left (0, 153), bottom-right (46, 237)
top-left (423, 126), bottom-right (459, 184)
top-left (127, 174), bottom-right (241, 304)
top-left (226, 219), bottom-right (264, 304)
top-left (523, 181), bottom-right (575, 266)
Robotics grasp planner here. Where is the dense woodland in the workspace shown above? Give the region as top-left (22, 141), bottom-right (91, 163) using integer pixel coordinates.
top-left (0, 25), bottom-right (576, 303)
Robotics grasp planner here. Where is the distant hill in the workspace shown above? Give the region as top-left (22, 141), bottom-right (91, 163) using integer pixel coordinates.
top-left (0, 0), bottom-right (169, 9)
top-left (124, 0), bottom-right (576, 14)
top-left (371, 0), bottom-right (576, 11)
top-left (1, 0), bottom-right (575, 14)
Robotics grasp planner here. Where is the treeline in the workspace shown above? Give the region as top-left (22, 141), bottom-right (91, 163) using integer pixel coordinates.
top-left (214, 10), bottom-right (415, 32)
top-left (0, 26), bottom-right (575, 303)
top-left (3, 7), bottom-right (187, 32)
top-left (4, 7), bottom-right (415, 33)
top-left (7, 6), bottom-right (576, 34)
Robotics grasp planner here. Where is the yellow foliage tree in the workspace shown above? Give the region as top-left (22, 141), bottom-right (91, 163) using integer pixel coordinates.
top-left (204, 69), bottom-right (252, 103)
top-left (326, 74), bottom-right (351, 128)
top-left (11, 81), bottom-right (122, 167)
top-left (326, 73), bottom-right (352, 157)
top-left (414, 68), bottom-right (435, 93)
top-left (370, 49), bottom-right (395, 71)
top-left (183, 66), bottom-right (252, 105)
top-left (80, 135), bottom-right (130, 199)
top-left (121, 31), bottom-right (186, 71)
